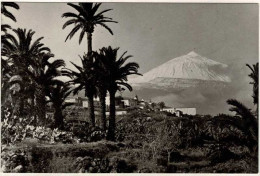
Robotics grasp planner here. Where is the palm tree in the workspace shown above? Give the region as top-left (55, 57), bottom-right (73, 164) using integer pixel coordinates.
top-left (2, 28), bottom-right (50, 61)
top-left (1, 28), bottom-right (50, 119)
top-left (62, 3), bottom-right (117, 127)
top-left (92, 51), bottom-right (110, 131)
top-left (97, 46), bottom-right (141, 141)
top-left (48, 81), bottom-right (74, 129)
top-left (1, 2), bottom-right (19, 32)
top-left (28, 52), bottom-right (65, 125)
top-left (227, 99), bottom-right (258, 153)
top-left (62, 54), bottom-right (97, 127)
top-left (62, 2), bottom-right (117, 57)
top-left (1, 58), bottom-right (14, 105)
top-left (246, 63), bottom-right (258, 114)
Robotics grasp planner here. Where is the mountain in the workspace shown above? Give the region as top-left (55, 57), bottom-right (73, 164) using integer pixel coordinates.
top-left (129, 51), bottom-right (231, 90)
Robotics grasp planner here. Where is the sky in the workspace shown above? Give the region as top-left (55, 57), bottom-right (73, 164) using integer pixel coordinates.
top-left (2, 2), bottom-right (259, 115)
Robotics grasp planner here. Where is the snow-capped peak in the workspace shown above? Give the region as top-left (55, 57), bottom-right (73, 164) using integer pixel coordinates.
top-left (129, 51), bottom-right (231, 86)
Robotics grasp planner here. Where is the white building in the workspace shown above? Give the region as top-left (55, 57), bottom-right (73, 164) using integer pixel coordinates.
top-left (65, 98), bottom-right (77, 103)
top-left (175, 108), bottom-right (196, 116)
top-left (162, 107), bottom-right (175, 114)
top-left (161, 107), bottom-right (196, 116)
top-left (82, 101), bottom-right (88, 108)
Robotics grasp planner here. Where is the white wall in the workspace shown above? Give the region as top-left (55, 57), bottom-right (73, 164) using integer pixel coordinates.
top-left (82, 101), bottom-right (88, 108)
top-left (162, 108), bottom-right (175, 114)
top-left (105, 111), bottom-right (127, 115)
top-left (65, 98), bottom-right (77, 103)
top-left (175, 108), bottom-right (196, 115)
top-left (121, 100), bottom-right (130, 106)
top-left (161, 107), bottom-right (196, 115)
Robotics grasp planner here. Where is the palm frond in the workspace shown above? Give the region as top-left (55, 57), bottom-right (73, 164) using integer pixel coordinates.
top-left (96, 22), bottom-right (114, 35)
top-left (67, 3), bottom-right (85, 16)
top-left (78, 29), bottom-right (85, 44)
top-left (62, 19), bottom-right (78, 29)
top-left (2, 2), bottom-right (19, 9)
top-left (65, 25), bottom-right (81, 42)
top-left (2, 8), bottom-right (16, 21)
top-left (1, 24), bottom-right (11, 32)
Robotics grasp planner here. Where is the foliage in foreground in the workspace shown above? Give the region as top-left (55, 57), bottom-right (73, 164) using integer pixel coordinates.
top-left (1, 110), bottom-right (257, 173)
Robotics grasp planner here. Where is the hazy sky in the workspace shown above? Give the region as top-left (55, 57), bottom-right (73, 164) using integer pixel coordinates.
top-left (2, 3), bottom-right (258, 114)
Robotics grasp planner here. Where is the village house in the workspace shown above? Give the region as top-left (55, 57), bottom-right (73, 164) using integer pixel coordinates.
top-left (161, 107), bottom-right (196, 116)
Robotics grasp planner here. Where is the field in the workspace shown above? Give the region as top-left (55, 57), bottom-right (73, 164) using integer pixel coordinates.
top-left (2, 108), bottom-right (258, 173)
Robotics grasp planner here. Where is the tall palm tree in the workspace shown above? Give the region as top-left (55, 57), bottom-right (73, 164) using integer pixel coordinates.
top-left (97, 46), bottom-right (141, 141)
top-left (2, 28), bottom-right (50, 61)
top-left (2, 28), bottom-right (64, 124)
top-left (246, 63), bottom-right (258, 114)
top-left (62, 54), bottom-right (97, 127)
top-left (1, 28), bottom-right (50, 119)
top-left (1, 2), bottom-right (20, 106)
top-left (62, 3), bottom-right (117, 127)
top-left (62, 2), bottom-right (117, 57)
top-left (1, 2), bottom-right (19, 32)
top-left (48, 81), bottom-right (74, 129)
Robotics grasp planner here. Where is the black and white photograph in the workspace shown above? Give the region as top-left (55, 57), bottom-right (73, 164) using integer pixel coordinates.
top-left (1, 1), bottom-right (259, 173)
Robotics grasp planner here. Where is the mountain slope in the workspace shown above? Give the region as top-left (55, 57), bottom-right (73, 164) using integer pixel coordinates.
top-left (129, 51), bottom-right (231, 90)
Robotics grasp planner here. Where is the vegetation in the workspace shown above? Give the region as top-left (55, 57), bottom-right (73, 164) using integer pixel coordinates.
top-left (1, 2), bottom-right (258, 173)
top-left (95, 46), bottom-right (141, 140)
top-left (62, 2), bottom-right (117, 127)
top-left (48, 82), bottom-right (74, 129)
top-left (1, 2), bottom-right (19, 32)
top-left (62, 54), bottom-right (97, 127)
top-left (246, 63), bottom-right (259, 113)
top-left (226, 62), bottom-right (259, 155)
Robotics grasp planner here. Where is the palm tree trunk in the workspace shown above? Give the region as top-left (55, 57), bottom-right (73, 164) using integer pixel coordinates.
top-left (107, 89), bottom-right (116, 141)
top-left (100, 90), bottom-right (107, 131)
top-left (86, 32), bottom-right (95, 127)
top-left (54, 103), bottom-right (64, 129)
top-left (35, 84), bottom-right (46, 126)
top-left (87, 32), bottom-right (92, 61)
top-left (86, 89), bottom-right (95, 127)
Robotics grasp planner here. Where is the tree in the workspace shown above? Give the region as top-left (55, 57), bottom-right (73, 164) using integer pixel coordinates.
top-left (158, 101), bottom-right (165, 110)
top-left (30, 52), bottom-right (65, 125)
top-left (48, 81), bottom-right (74, 129)
top-left (62, 2), bottom-right (117, 58)
top-left (2, 28), bottom-right (51, 61)
top-left (93, 52), bottom-right (109, 131)
top-left (97, 46), bottom-right (141, 141)
top-left (246, 63), bottom-right (258, 113)
top-left (226, 63), bottom-right (259, 155)
top-left (1, 28), bottom-right (51, 119)
top-left (62, 54), bottom-right (97, 127)
top-left (62, 3), bottom-right (117, 127)
top-left (1, 2), bottom-right (19, 32)
top-left (227, 99), bottom-right (258, 153)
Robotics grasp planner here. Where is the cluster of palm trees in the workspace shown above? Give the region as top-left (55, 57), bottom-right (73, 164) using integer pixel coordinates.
top-left (2, 3), bottom-right (67, 128)
top-left (61, 3), bottom-right (141, 140)
top-left (1, 2), bottom-right (141, 141)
